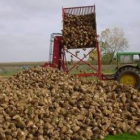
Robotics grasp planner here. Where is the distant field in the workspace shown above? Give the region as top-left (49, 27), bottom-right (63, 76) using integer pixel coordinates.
top-left (0, 61), bottom-right (46, 67)
top-left (0, 62), bottom-right (46, 76)
top-left (68, 64), bottom-right (116, 74)
top-left (0, 62), bottom-right (116, 77)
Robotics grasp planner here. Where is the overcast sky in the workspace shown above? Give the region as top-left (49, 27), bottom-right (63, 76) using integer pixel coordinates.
top-left (0, 0), bottom-right (140, 62)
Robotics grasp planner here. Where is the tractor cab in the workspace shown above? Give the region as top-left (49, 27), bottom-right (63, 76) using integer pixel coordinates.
top-left (116, 52), bottom-right (140, 69)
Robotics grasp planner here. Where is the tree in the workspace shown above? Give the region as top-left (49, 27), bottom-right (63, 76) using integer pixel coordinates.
top-left (88, 49), bottom-right (98, 64)
top-left (100, 27), bottom-right (129, 64)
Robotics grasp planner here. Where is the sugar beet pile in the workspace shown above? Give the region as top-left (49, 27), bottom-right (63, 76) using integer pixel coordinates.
top-left (0, 67), bottom-right (140, 140)
top-left (61, 14), bottom-right (96, 49)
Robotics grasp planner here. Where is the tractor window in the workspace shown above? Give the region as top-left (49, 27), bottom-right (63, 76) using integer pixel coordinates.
top-left (120, 55), bottom-right (133, 63)
top-left (133, 55), bottom-right (140, 62)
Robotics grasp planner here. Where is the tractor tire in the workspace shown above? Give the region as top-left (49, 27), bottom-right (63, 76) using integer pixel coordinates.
top-left (116, 67), bottom-right (140, 90)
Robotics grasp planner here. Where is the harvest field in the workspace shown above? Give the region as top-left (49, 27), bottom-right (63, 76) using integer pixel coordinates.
top-left (0, 0), bottom-right (139, 139)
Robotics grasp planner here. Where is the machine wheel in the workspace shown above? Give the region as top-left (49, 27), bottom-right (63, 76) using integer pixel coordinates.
top-left (116, 67), bottom-right (140, 90)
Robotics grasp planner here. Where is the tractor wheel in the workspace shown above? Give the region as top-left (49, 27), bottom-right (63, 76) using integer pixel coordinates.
top-left (116, 67), bottom-right (140, 90)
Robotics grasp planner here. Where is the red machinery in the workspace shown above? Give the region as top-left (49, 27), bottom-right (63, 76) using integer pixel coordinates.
top-left (44, 5), bottom-right (102, 79)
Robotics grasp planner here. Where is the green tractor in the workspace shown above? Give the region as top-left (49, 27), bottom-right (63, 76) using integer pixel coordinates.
top-left (115, 52), bottom-right (140, 90)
